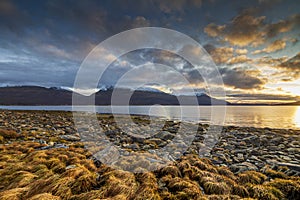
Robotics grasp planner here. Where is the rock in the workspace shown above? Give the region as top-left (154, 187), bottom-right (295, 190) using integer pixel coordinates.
top-left (59, 134), bottom-right (81, 141)
top-left (250, 149), bottom-right (261, 156)
top-left (249, 155), bottom-right (261, 162)
top-left (128, 143), bottom-right (139, 150)
top-left (39, 143), bottom-right (69, 150)
top-left (268, 146), bottom-right (278, 151)
top-left (277, 162), bottom-right (300, 172)
top-left (224, 144), bottom-right (235, 150)
top-left (287, 148), bottom-right (300, 153)
top-left (148, 138), bottom-right (163, 145)
top-left (230, 162), bottom-right (258, 173)
top-left (280, 155), bottom-right (292, 161)
top-left (244, 135), bottom-right (259, 144)
top-left (239, 141), bottom-right (247, 146)
top-left (270, 137), bottom-right (284, 145)
top-left (66, 165), bottom-right (77, 170)
top-left (155, 131), bottom-right (175, 141)
top-left (237, 153), bottom-right (244, 161)
top-left (38, 139), bottom-right (47, 144)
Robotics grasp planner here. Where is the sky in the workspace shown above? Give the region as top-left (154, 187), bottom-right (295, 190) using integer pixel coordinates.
top-left (0, 0), bottom-right (299, 103)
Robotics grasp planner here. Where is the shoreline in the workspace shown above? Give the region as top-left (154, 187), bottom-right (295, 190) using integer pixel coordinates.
top-left (0, 108), bottom-right (300, 131)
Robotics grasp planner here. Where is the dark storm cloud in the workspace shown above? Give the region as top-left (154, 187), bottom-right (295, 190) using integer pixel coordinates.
top-left (219, 68), bottom-right (265, 89)
top-left (0, 0), bottom-right (31, 32)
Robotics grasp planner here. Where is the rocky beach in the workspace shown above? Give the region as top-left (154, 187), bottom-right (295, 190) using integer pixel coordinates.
top-left (0, 110), bottom-right (299, 200)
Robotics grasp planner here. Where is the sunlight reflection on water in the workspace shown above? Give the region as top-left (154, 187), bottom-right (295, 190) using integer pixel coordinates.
top-left (294, 106), bottom-right (300, 128)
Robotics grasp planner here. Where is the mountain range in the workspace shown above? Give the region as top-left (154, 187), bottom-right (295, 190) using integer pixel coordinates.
top-left (0, 86), bottom-right (229, 105)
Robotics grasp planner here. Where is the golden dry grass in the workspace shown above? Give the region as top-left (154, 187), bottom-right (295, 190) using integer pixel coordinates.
top-left (0, 129), bottom-right (19, 139)
top-left (0, 187), bottom-right (28, 200)
top-left (238, 171), bottom-right (267, 184)
top-left (0, 137), bottom-right (299, 200)
top-left (28, 193), bottom-right (61, 200)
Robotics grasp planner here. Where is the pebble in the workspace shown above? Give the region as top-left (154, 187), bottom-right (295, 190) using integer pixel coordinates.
top-left (59, 135), bottom-right (81, 141)
top-left (66, 165), bottom-right (77, 170)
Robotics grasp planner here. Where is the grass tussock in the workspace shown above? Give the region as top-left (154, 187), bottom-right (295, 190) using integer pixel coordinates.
top-left (217, 166), bottom-right (236, 180)
top-left (203, 181), bottom-right (231, 195)
top-left (97, 170), bottom-right (138, 198)
top-left (0, 187), bottom-right (28, 200)
top-left (265, 178), bottom-right (300, 199)
top-left (28, 193), bottom-right (61, 200)
top-left (238, 171), bottom-right (267, 184)
top-left (265, 168), bottom-right (288, 179)
top-left (246, 184), bottom-right (284, 200)
top-left (159, 165), bottom-right (182, 178)
top-left (232, 184), bottom-right (249, 197)
top-left (0, 129), bottom-right (19, 139)
top-left (132, 172), bottom-right (161, 199)
top-left (167, 177), bottom-right (203, 199)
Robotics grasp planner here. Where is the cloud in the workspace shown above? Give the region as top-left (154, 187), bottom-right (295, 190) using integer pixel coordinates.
top-left (235, 49), bottom-right (248, 55)
top-left (131, 16), bottom-right (150, 28)
top-left (179, 44), bottom-right (203, 57)
top-left (204, 23), bottom-right (225, 37)
top-left (0, 0), bottom-right (30, 32)
top-left (256, 53), bottom-right (300, 81)
top-left (204, 9), bottom-right (266, 47)
top-left (204, 45), bottom-right (250, 65)
top-left (0, 0), bottom-right (16, 15)
top-left (204, 8), bottom-right (300, 47)
top-left (290, 38), bottom-right (299, 44)
top-left (263, 39), bottom-right (286, 53)
top-left (252, 39), bottom-right (286, 54)
top-left (40, 44), bottom-right (73, 59)
top-left (220, 67), bottom-right (265, 89)
top-left (255, 55), bottom-right (288, 66)
top-left (227, 55), bottom-right (250, 65)
top-left (265, 14), bottom-right (300, 38)
top-left (204, 44), bottom-right (234, 64)
top-left (275, 52), bottom-right (300, 78)
top-left (223, 14), bottom-right (266, 47)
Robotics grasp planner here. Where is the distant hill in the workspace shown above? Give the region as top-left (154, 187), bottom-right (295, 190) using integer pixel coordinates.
top-left (0, 86), bottom-right (73, 105)
top-left (0, 86), bottom-right (229, 105)
top-left (280, 101), bottom-right (300, 106)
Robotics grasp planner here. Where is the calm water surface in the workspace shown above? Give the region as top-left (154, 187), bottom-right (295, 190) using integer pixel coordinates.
top-left (0, 106), bottom-right (299, 130)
